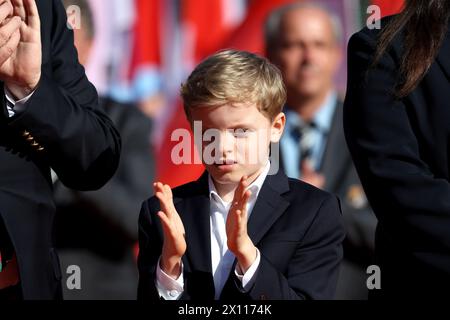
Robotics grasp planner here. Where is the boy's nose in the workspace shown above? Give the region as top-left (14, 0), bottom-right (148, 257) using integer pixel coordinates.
top-left (220, 131), bottom-right (236, 156)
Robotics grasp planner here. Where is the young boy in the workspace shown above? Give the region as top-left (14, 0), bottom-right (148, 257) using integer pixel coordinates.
top-left (138, 50), bottom-right (345, 300)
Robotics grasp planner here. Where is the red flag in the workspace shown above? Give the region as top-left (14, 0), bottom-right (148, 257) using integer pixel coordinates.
top-left (130, 0), bottom-right (161, 77)
top-left (223, 0), bottom-right (296, 56)
top-left (181, 0), bottom-right (242, 63)
top-left (126, 0), bottom-right (163, 100)
top-left (372, 0), bottom-right (405, 17)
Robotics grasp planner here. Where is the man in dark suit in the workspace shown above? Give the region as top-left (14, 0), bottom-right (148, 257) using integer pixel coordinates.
top-left (138, 49), bottom-right (345, 300)
top-left (54, 0), bottom-right (154, 299)
top-left (0, 0), bottom-right (121, 299)
top-left (265, 3), bottom-right (377, 299)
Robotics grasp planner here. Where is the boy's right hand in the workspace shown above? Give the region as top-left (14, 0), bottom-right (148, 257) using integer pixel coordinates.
top-left (154, 182), bottom-right (186, 279)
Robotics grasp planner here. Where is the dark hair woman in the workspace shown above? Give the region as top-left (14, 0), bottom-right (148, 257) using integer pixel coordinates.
top-left (344, 0), bottom-right (450, 299)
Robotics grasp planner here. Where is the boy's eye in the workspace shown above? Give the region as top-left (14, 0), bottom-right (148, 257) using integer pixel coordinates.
top-left (232, 129), bottom-right (251, 138)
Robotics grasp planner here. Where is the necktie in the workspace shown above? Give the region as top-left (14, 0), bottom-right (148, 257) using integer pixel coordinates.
top-left (6, 98), bottom-right (15, 118)
top-left (295, 121), bottom-right (317, 170)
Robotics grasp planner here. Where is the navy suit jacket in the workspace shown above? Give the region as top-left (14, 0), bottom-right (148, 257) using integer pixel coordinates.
top-left (138, 167), bottom-right (345, 300)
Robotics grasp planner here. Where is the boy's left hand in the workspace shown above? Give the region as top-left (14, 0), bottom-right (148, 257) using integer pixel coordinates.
top-left (226, 176), bottom-right (257, 274)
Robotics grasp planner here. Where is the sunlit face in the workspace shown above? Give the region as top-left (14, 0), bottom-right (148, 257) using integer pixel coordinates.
top-left (190, 103), bottom-right (285, 188)
top-left (269, 8), bottom-right (342, 100)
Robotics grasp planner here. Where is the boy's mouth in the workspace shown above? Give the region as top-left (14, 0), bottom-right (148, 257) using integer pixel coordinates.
top-left (214, 159), bottom-right (238, 172)
top-left (218, 159), bottom-right (237, 165)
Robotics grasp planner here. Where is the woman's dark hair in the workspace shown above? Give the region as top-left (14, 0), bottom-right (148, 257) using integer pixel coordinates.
top-left (374, 0), bottom-right (450, 97)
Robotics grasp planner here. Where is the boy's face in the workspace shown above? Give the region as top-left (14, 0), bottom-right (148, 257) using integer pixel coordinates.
top-left (190, 103), bottom-right (285, 186)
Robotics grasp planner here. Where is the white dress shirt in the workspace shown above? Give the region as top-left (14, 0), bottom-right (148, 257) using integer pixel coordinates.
top-left (5, 88), bottom-right (35, 117)
top-left (156, 161), bottom-right (271, 300)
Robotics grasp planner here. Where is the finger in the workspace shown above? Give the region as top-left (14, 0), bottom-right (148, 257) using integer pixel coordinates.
top-left (235, 207), bottom-right (249, 233)
top-left (23, 0), bottom-right (39, 29)
top-left (164, 184), bottom-right (174, 199)
top-left (163, 184), bottom-right (173, 201)
top-left (234, 209), bottom-right (243, 225)
top-left (156, 183), bottom-right (176, 218)
top-left (0, 16), bottom-right (20, 47)
top-left (236, 189), bottom-right (251, 210)
top-left (163, 184), bottom-right (178, 213)
top-left (157, 211), bottom-right (171, 234)
top-left (0, 1), bottom-right (14, 23)
top-left (153, 182), bottom-right (164, 194)
top-left (0, 27), bottom-right (19, 64)
top-left (155, 191), bottom-right (173, 219)
top-left (155, 182), bottom-right (167, 196)
top-left (158, 183), bottom-right (174, 217)
top-left (11, 0), bottom-right (25, 21)
top-left (232, 176), bottom-right (248, 203)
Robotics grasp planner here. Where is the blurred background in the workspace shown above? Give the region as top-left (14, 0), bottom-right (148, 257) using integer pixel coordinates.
top-left (69, 0), bottom-right (404, 187)
top-left (55, 0), bottom-right (404, 300)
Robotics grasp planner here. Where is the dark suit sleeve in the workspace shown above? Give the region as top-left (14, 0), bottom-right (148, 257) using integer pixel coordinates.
top-left (137, 199), bottom-right (164, 301)
top-left (343, 31), bottom-right (450, 251)
top-left (5, 0), bottom-right (121, 191)
top-left (245, 195), bottom-right (345, 300)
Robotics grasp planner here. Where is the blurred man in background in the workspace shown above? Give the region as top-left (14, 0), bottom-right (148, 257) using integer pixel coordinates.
top-left (53, 0), bottom-right (154, 299)
top-left (265, 2), bottom-right (377, 299)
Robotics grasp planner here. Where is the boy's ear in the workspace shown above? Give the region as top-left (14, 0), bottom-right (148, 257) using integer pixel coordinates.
top-left (270, 112), bottom-right (286, 143)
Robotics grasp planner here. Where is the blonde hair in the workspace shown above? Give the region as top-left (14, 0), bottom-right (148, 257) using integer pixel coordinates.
top-left (181, 49), bottom-right (286, 121)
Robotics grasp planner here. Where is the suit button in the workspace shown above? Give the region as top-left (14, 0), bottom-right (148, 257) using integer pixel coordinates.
top-left (260, 294), bottom-right (267, 300)
top-left (169, 290), bottom-right (179, 298)
top-left (31, 141), bottom-right (39, 147)
top-left (22, 130), bottom-right (30, 137)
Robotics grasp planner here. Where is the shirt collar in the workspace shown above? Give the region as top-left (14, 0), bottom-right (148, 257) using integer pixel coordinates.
top-left (285, 90), bottom-right (337, 134)
top-left (208, 161), bottom-right (271, 207)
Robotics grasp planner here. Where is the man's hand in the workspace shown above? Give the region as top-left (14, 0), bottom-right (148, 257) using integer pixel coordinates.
top-left (301, 160), bottom-right (326, 189)
top-left (226, 176), bottom-right (257, 274)
top-left (154, 182), bottom-right (186, 280)
top-left (1, 0), bottom-right (41, 100)
top-left (0, 1), bottom-right (20, 66)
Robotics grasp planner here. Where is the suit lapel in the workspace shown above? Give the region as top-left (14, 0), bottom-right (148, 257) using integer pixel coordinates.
top-left (436, 28), bottom-right (450, 82)
top-left (247, 167), bottom-right (290, 245)
top-left (320, 101), bottom-right (350, 192)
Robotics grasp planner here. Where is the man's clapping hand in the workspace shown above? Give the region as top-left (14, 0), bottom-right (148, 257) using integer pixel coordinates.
top-left (0, 0), bottom-right (41, 100)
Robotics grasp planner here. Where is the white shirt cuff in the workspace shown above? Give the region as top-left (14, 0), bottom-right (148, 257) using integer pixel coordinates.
top-left (235, 248), bottom-right (261, 291)
top-left (155, 256), bottom-right (184, 300)
top-left (4, 87), bottom-right (35, 116)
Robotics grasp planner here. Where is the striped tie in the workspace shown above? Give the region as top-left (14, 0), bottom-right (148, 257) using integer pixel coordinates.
top-left (6, 98), bottom-right (15, 117)
top-left (296, 121), bottom-right (317, 170)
